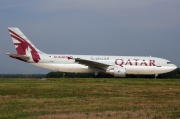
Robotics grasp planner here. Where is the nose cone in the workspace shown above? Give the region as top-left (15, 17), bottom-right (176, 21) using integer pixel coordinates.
top-left (171, 64), bottom-right (177, 71)
top-left (167, 64), bottom-right (177, 73)
top-left (165, 64), bottom-right (177, 73)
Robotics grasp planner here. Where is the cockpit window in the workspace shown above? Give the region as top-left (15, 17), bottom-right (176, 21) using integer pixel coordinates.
top-left (167, 62), bottom-right (171, 64)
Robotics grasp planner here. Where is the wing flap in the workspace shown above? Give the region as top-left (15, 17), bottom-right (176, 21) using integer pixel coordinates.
top-left (75, 58), bottom-right (109, 70)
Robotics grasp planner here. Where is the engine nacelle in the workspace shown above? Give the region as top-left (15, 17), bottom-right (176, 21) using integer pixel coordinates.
top-left (106, 67), bottom-right (126, 77)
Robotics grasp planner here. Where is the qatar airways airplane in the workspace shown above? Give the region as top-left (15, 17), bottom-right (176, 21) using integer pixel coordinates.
top-left (6, 27), bottom-right (177, 78)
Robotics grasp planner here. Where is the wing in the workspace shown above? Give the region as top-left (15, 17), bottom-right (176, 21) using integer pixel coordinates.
top-left (74, 58), bottom-right (110, 70)
top-left (6, 53), bottom-right (30, 62)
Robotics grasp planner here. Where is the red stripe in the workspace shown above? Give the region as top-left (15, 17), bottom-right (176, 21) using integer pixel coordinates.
top-left (11, 34), bottom-right (24, 42)
top-left (9, 29), bottom-right (25, 42)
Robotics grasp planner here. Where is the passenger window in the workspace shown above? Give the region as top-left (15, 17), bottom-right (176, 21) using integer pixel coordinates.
top-left (167, 62), bottom-right (171, 64)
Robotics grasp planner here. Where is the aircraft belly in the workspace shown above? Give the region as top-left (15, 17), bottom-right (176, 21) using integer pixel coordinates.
top-left (126, 66), bottom-right (174, 75)
top-left (125, 66), bottom-right (155, 75)
top-left (154, 66), bottom-right (176, 74)
top-left (31, 63), bottom-right (95, 73)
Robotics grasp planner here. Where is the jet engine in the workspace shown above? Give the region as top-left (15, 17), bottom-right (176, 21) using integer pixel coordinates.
top-left (106, 67), bottom-right (126, 77)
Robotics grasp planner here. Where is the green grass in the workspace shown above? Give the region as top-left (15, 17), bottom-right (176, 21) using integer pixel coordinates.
top-left (0, 78), bottom-right (179, 119)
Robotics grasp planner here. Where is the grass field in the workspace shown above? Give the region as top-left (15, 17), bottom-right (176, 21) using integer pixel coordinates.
top-left (0, 78), bottom-right (179, 119)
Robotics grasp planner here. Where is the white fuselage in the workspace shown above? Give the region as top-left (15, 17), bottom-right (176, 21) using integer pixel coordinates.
top-left (29, 54), bottom-right (177, 75)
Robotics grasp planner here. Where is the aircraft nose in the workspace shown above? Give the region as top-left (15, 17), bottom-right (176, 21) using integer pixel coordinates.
top-left (170, 64), bottom-right (177, 71)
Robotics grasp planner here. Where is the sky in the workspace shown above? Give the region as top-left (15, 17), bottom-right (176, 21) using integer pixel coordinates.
top-left (0, 0), bottom-right (180, 74)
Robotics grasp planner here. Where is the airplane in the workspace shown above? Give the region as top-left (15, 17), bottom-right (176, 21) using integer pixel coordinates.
top-left (6, 27), bottom-right (177, 78)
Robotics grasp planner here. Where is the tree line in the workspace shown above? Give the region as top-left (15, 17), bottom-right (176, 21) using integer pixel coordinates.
top-left (46, 68), bottom-right (180, 79)
top-left (0, 74), bottom-right (46, 78)
top-left (0, 68), bottom-right (179, 78)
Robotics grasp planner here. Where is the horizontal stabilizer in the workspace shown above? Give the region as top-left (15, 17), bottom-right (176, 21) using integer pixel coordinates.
top-left (6, 53), bottom-right (30, 61)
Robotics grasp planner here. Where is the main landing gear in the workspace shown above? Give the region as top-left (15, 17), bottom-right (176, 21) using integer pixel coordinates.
top-left (155, 74), bottom-right (158, 79)
top-left (94, 71), bottom-right (98, 77)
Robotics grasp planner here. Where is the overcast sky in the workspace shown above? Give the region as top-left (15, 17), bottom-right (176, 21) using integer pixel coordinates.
top-left (0, 0), bottom-right (180, 74)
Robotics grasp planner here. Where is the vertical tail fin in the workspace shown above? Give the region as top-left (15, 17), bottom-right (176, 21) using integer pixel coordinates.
top-left (8, 27), bottom-right (44, 63)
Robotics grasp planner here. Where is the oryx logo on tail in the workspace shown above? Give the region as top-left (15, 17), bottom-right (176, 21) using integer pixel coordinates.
top-left (8, 28), bottom-right (41, 63)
